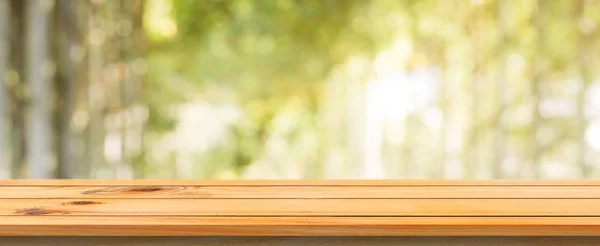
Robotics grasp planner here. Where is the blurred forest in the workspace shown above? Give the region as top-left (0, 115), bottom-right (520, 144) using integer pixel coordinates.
top-left (1, 0), bottom-right (600, 179)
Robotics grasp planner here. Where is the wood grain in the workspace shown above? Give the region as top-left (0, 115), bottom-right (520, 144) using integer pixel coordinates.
top-left (4, 199), bottom-right (600, 216)
top-left (4, 185), bottom-right (600, 198)
top-left (4, 237), bottom-right (600, 246)
top-left (2, 180), bottom-right (600, 236)
top-left (3, 217), bottom-right (600, 236)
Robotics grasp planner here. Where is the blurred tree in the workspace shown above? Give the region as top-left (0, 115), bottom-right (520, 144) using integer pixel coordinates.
top-left (54, 0), bottom-right (81, 179)
top-left (1, 0), bottom-right (600, 179)
top-left (25, 0), bottom-right (52, 178)
top-left (8, 0), bottom-right (26, 179)
top-left (576, 0), bottom-right (596, 178)
top-left (0, 0), bottom-right (7, 177)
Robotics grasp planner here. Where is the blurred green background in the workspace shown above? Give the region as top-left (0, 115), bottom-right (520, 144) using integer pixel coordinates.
top-left (1, 0), bottom-right (600, 179)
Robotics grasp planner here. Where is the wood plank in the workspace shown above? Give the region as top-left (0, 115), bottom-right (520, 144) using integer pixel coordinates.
top-left (4, 237), bottom-right (600, 246)
top-left (3, 179), bottom-right (600, 186)
top-left (3, 199), bottom-right (600, 216)
top-left (3, 185), bottom-right (600, 198)
top-left (2, 217), bottom-right (600, 236)
top-left (3, 180), bottom-right (600, 236)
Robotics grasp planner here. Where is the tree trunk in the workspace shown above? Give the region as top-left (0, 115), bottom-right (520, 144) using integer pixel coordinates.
top-left (55, 0), bottom-right (79, 179)
top-left (494, 0), bottom-right (508, 179)
top-left (0, 0), bottom-right (8, 178)
top-left (131, 0), bottom-right (146, 179)
top-left (576, 0), bottom-right (593, 178)
top-left (87, 1), bottom-right (106, 178)
top-left (26, 0), bottom-right (52, 178)
top-left (74, 0), bottom-right (90, 178)
top-left (529, 1), bottom-right (542, 179)
top-left (8, 0), bottom-right (26, 179)
top-left (116, 0), bottom-right (132, 179)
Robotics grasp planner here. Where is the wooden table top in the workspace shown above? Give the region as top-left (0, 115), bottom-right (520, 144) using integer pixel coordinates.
top-left (1, 180), bottom-right (600, 236)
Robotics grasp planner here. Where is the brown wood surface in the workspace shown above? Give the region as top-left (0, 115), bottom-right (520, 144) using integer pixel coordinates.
top-left (4, 185), bottom-right (600, 198)
top-left (1, 180), bottom-right (600, 236)
top-left (4, 199), bottom-right (600, 216)
top-left (2, 237), bottom-right (600, 246)
top-left (2, 217), bottom-right (600, 236)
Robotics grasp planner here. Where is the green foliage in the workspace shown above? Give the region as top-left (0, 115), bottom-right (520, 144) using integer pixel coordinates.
top-left (137, 0), bottom-right (600, 178)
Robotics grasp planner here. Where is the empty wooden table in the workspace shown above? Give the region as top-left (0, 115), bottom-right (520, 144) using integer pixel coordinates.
top-left (1, 180), bottom-right (600, 245)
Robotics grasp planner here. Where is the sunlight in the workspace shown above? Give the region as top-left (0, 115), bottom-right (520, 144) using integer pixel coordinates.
top-left (145, 0), bottom-right (178, 40)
